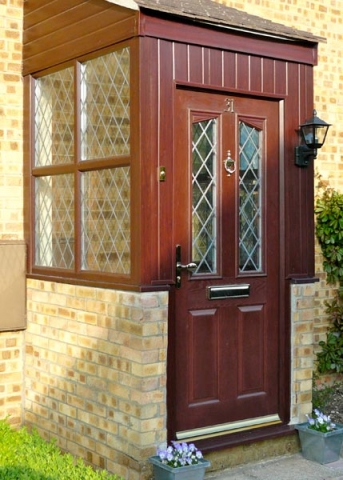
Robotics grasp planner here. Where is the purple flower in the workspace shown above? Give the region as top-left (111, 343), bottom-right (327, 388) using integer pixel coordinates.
top-left (307, 409), bottom-right (338, 433)
top-left (156, 441), bottom-right (204, 468)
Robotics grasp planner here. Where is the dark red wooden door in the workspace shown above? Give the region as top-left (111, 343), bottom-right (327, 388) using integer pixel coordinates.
top-left (173, 88), bottom-right (281, 440)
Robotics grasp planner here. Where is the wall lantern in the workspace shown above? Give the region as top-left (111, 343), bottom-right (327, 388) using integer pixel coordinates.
top-left (295, 110), bottom-right (331, 167)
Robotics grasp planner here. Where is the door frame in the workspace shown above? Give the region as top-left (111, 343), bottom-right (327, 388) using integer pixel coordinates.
top-left (167, 86), bottom-right (290, 448)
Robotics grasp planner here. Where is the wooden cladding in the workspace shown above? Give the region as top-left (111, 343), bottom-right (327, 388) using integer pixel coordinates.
top-left (24, 0), bottom-right (318, 287)
top-left (138, 36), bottom-right (315, 286)
top-left (173, 44), bottom-right (290, 96)
top-left (23, 0), bottom-right (137, 75)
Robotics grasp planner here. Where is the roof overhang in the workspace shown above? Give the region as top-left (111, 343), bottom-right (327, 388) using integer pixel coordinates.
top-left (105, 0), bottom-right (325, 44)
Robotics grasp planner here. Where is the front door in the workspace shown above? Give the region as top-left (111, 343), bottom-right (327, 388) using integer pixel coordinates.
top-left (172, 88), bottom-right (281, 440)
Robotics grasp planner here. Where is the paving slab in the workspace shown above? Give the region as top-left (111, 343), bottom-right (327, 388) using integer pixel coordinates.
top-left (206, 454), bottom-right (343, 479)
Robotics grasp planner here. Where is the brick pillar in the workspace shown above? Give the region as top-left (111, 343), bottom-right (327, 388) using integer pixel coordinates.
top-left (290, 283), bottom-right (317, 424)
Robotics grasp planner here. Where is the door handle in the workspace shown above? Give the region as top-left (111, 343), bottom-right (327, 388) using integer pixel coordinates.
top-left (176, 261), bottom-right (197, 274)
top-left (175, 245), bottom-right (197, 288)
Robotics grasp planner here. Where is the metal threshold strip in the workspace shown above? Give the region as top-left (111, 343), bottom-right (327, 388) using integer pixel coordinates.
top-left (176, 414), bottom-right (281, 441)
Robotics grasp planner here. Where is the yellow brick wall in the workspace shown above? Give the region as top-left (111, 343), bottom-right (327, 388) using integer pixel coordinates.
top-left (25, 279), bottom-right (168, 480)
top-left (0, 0), bottom-right (24, 427)
top-left (0, 0), bottom-right (23, 240)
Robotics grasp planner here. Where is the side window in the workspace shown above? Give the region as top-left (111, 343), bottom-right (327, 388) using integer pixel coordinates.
top-left (239, 119), bottom-right (264, 273)
top-left (192, 115), bottom-right (218, 274)
top-left (33, 47), bottom-right (131, 278)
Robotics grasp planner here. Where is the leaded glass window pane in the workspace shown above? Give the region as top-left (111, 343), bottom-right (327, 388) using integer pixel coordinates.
top-left (81, 168), bottom-right (130, 274)
top-left (80, 48), bottom-right (130, 160)
top-left (33, 46), bottom-right (132, 279)
top-left (35, 175), bottom-right (75, 268)
top-left (35, 68), bottom-right (74, 166)
top-left (192, 118), bottom-right (217, 274)
top-left (239, 121), bottom-right (262, 272)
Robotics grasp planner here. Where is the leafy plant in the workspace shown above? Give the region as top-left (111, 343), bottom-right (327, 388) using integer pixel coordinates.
top-left (316, 332), bottom-right (343, 373)
top-left (316, 291), bottom-right (343, 373)
top-left (323, 288), bottom-right (343, 331)
top-left (315, 187), bottom-right (343, 374)
top-left (315, 189), bottom-right (343, 285)
top-left (0, 419), bottom-right (122, 480)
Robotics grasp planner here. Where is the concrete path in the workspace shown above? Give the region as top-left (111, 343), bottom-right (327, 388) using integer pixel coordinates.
top-left (206, 454), bottom-right (343, 479)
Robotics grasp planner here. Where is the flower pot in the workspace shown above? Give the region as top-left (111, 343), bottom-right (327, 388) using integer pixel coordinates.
top-left (149, 456), bottom-right (210, 480)
top-left (295, 422), bottom-right (343, 464)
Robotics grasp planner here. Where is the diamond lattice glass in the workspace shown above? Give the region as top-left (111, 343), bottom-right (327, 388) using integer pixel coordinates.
top-left (239, 121), bottom-right (262, 272)
top-left (80, 48), bottom-right (130, 160)
top-left (35, 68), bottom-right (74, 166)
top-left (35, 175), bottom-right (75, 268)
top-left (192, 119), bottom-right (217, 274)
top-left (81, 168), bottom-right (130, 274)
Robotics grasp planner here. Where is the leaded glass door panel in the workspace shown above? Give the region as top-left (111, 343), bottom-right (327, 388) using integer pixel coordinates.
top-left (173, 89), bottom-right (281, 440)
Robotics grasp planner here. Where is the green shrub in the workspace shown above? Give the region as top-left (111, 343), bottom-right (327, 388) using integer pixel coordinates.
top-left (316, 331), bottom-right (343, 374)
top-left (315, 189), bottom-right (343, 286)
top-left (315, 289), bottom-right (343, 374)
top-left (315, 186), bottom-right (343, 374)
top-left (0, 420), bottom-right (122, 480)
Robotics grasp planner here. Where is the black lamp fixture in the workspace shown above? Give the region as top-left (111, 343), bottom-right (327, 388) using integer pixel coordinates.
top-left (295, 110), bottom-right (331, 167)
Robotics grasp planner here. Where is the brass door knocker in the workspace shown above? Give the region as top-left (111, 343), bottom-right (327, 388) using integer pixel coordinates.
top-left (223, 150), bottom-right (236, 176)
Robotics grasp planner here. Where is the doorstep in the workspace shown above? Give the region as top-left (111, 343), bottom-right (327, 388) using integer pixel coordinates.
top-left (201, 428), bottom-right (300, 474)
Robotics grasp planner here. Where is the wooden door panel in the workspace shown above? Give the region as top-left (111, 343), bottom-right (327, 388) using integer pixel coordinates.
top-left (237, 304), bottom-right (265, 395)
top-left (173, 88), bottom-right (281, 440)
top-left (188, 309), bottom-right (219, 404)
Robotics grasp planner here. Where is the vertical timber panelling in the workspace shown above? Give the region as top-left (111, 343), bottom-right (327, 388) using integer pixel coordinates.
top-left (250, 56), bottom-right (262, 92)
top-left (284, 63), bottom-right (315, 279)
top-left (285, 62), bottom-right (302, 277)
top-left (274, 60), bottom-right (288, 96)
top-left (139, 36), bottom-right (159, 285)
top-left (300, 64), bottom-right (315, 277)
top-left (140, 37), bottom-right (176, 285)
top-left (223, 51), bottom-right (238, 90)
top-left (157, 39), bottom-right (174, 283)
top-left (173, 42), bottom-right (189, 84)
top-left (188, 45), bottom-right (204, 84)
top-left (209, 48), bottom-right (224, 87)
top-left (157, 40), bottom-right (315, 283)
top-left (262, 58), bottom-right (276, 94)
top-left (236, 53), bottom-right (250, 91)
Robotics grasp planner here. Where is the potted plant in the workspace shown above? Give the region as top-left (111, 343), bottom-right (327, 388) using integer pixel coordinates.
top-left (295, 408), bottom-right (343, 464)
top-left (149, 441), bottom-right (210, 480)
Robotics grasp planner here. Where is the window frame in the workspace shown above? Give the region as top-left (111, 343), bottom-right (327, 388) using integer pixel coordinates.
top-left (24, 40), bottom-right (141, 290)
